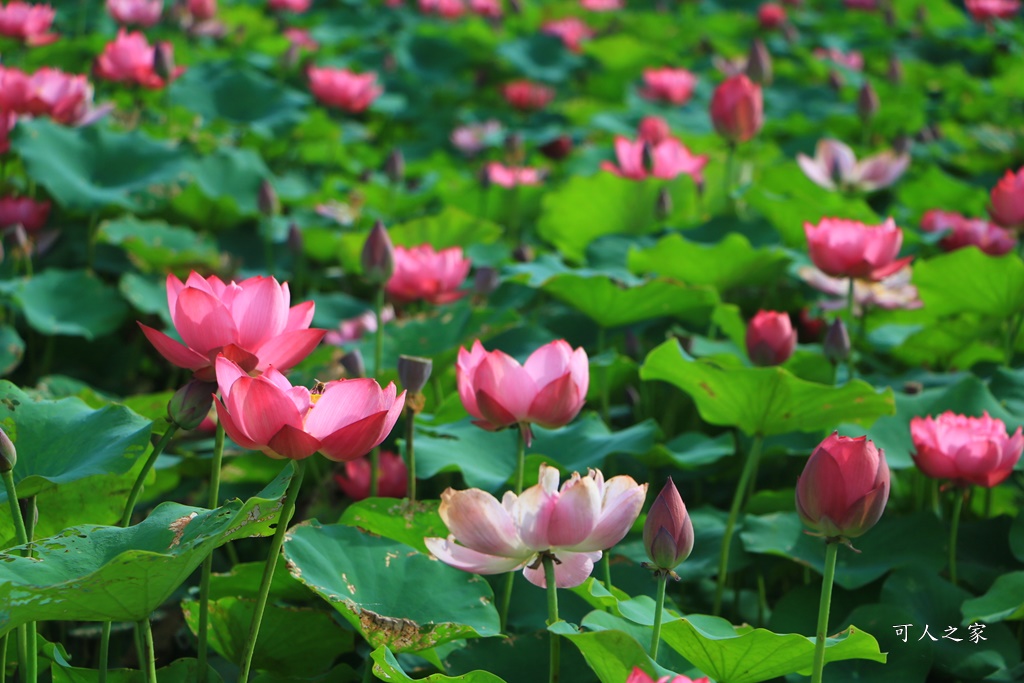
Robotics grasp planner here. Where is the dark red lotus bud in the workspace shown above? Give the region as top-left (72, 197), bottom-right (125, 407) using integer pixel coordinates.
top-left (361, 220), bottom-right (394, 284)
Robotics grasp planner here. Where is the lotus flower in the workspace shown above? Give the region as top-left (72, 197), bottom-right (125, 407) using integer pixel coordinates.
top-left (419, 0), bottom-right (465, 17)
top-left (911, 412), bottom-right (1023, 488)
top-left (268, 0), bottom-right (311, 12)
top-left (501, 80), bottom-right (554, 110)
top-left (485, 162), bottom-right (543, 187)
top-left (138, 272), bottom-right (325, 381)
top-left (0, 196), bottom-right (50, 232)
top-left (637, 116), bottom-right (671, 145)
top-left (214, 356), bottom-right (405, 461)
top-left (989, 166), bottom-right (1024, 229)
top-left (469, 0), bottom-right (501, 17)
top-left (601, 136), bottom-right (708, 183)
top-left (324, 306), bottom-right (395, 347)
top-left (813, 48), bottom-right (864, 71)
top-left (0, 1), bottom-right (58, 46)
top-left (187, 0), bottom-right (216, 20)
top-left (95, 30), bottom-right (184, 88)
top-left (965, 0), bottom-right (1020, 21)
top-left (626, 668), bottom-right (710, 683)
top-left (425, 463), bottom-right (647, 588)
top-left (921, 210), bottom-right (1016, 256)
top-left (745, 310), bottom-right (797, 366)
top-left (799, 265), bottom-right (922, 315)
top-left (758, 2), bottom-right (786, 28)
top-left (640, 67), bottom-right (697, 105)
top-left (643, 478), bottom-right (694, 572)
top-left (710, 74), bottom-right (763, 143)
top-left (451, 120), bottom-right (503, 155)
top-left (106, 0), bottom-right (162, 26)
top-left (386, 244), bottom-right (472, 305)
top-left (541, 17), bottom-right (593, 52)
top-left (308, 67), bottom-right (381, 113)
top-left (580, 0), bottom-right (621, 9)
top-left (797, 139), bottom-right (909, 193)
top-left (335, 450), bottom-right (407, 500)
top-left (804, 217), bottom-right (911, 281)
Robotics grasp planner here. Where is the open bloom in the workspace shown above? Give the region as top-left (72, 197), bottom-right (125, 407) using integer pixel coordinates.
top-left (308, 67), bottom-right (381, 113)
top-left (601, 137), bottom-right (709, 183)
top-left (386, 244), bottom-right (472, 305)
top-left (425, 463), bottom-right (647, 588)
top-left (921, 210), bottom-right (1016, 256)
top-left (626, 668), bottom-right (710, 683)
top-left (965, 0), bottom-right (1020, 21)
top-left (541, 17), bottom-right (592, 52)
top-left (469, 0), bottom-right (501, 17)
top-left (451, 119), bottom-right (502, 155)
top-left (797, 139), bottom-right (909, 193)
top-left (799, 265), bottom-right (921, 315)
top-left (457, 339), bottom-right (588, 440)
top-left (268, 0), bottom-right (311, 11)
top-left (796, 433), bottom-right (890, 539)
top-left (324, 306), bottom-right (395, 347)
top-left (813, 47), bottom-right (864, 71)
top-left (138, 272), bottom-right (325, 381)
top-left (486, 162), bottom-right (543, 187)
top-left (335, 450), bottom-right (407, 500)
top-left (107, 0), bottom-right (162, 26)
top-left (640, 67), bottom-right (697, 105)
top-left (419, 0), bottom-right (464, 17)
top-left (502, 80), bottom-right (555, 110)
top-left (215, 357), bottom-right (405, 461)
top-left (580, 0), bottom-right (621, 9)
top-left (0, 196), bottom-right (50, 232)
top-left (710, 74), bottom-right (763, 143)
top-left (804, 217), bottom-right (911, 281)
top-left (643, 478), bottom-right (694, 572)
top-left (989, 166), bottom-right (1024, 229)
top-left (745, 310), bottom-right (797, 366)
top-left (96, 30), bottom-right (184, 88)
top-left (0, 1), bottom-right (58, 45)
top-left (911, 412), bottom-right (1023, 488)
top-left (637, 116), bottom-right (671, 145)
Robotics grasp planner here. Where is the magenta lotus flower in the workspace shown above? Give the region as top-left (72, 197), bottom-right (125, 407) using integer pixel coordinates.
top-left (501, 80), bottom-right (555, 110)
top-left (334, 449), bottom-right (407, 500)
top-left (798, 265), bottom-right (922, 315)
top-left (637, 116), bottom-right (671, 145)
top-left (921, 210), bottom-right (1016, 256)
top-left (0, 196), bottom-right (50, 232)
top-left (214, 357), bottom-right (405, 461)
top-left (386, 244), bottom-right (472, 305)
top-left (910, 412), bottom-right (1023, 488)
top-left (989, 166), bottom-right (1024, 229)
top-left (106, 0), bottom-right (162, 26)
top-left (419, 0), bottom-right (465, 17)
top-left (797, 139), bottom-right (909, 193)
top-left (542, 17), bottom-right (593, 52)
top-left (307, 67), bottom-right (381, 113)
top-left (580, 0), bottom-right (621, 9)
top-left (643, 478), bottom-right (694, 572)
top-left (626, 668), bottom-right (710, 683)
top-left (187, 0), bottom-right (216, 19)
top-left (457, 339), bottom-right (589, 441)
top-left (640, 67), bottom-right (697, 105)
top-left (965, 0), bottom-right (1020, 21)
top-left (710, 74), bottom-right (763, 143)
top-left (268, 0), bottom-right (311, 12)
top-left (0, 1), bottom-right (58, 46)
top-left (804, 217), bottom-right (911, 281)
top-left (601, 136), bottom-right (709, 183)
top-left (758, 2), bottom-right (786, 28)
top-left (96, 30), bottom-right (184, 89)
top-left (469, 0), bottom-right (501, 17)
top-left (796, 433), bottom-right (890, 540)
top-left (138, 272), bottom-right (326, 381)
top-left (425, 463), bottom-right (647, 588)
top-left (486, 162), bottom-right (543, 187)
top-left (745, 310), bottom-right (797, 366)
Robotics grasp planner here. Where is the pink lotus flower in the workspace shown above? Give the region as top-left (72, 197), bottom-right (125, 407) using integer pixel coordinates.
top-left (601, 136), bottom-right (709, 183)
top-left (283, 27), bottom-right (318, 50)
top-left (796, 433), bottom-right (890, 539)
top-left (28, 68), bottom-right (111, 125)
top-left (214, 356), bottom-right (405, 461)
top-left (486, 162), bottom-right (543, 187)
top-left (797, 139), bottom-right (909, 193)
top-left (843, 0), bottom-right (877, 8)
top-left (804, 217), bottom-right (911, 281)
top-left (799, 265), bottom-right (922, 315)
top-left (419, 0), bottom-right (464, 17)
top-left (502, 80), bottom-right (555, 111)
top-left (746, 310), bottom-right (797, 366)
top-left (386, 244), bottom-right (472, 305)
top-left (308, 67), bottom-right (381, 113)
top-left (640, 67), bottom-right (697, 105)
top-left (0, 112), bottom-right (15, 154)
top-left (187, 0), bottom-right (215, 20)
top-left (138, 272), bottom-right (326, 381)
top-left (424, 463), bottom-right (647, 588)
top-left (965, 0), bottom-right (1020, 21)
top-left (469, 0), bottom-right (501, 17)
top-left (268, 0), bottom-right (310, 12)
top-left (580, 0), bottom-right (621, 10)
top-left (95, 30), bottom-right (184, 89)
top-left (324, 306), bottom-right (395, 347)
top-left (106, 0), bottom-right (162, 26)
top-left (457, 339), bottom-right (589, 441)
top-left (710, 74), bottom-right (763, 143)
top-left (626, 668), bottom-right (710, 683)
top-left (989, 166), bottom-right (1024, 229)
top-left (0, 196), bottom-right (50, 232)
top-left (921, 210), bottom-right (1016, 256)
top-left (910, 412), bottom-right (1023, 488)
top-left (451, 119), bottom-right (503, 155)
top-left (813, 47), bottom-right (864, 71)
top-left (643, 478), bottom-right (694, 572)
top-left (0, 66), bottom-right (31, 112)
top-left (0, 1), bottom-right (58, 46)
top-left (335, 450), bottom-right (407, 500)
top-left (758, 2), bottom-right (786, 28)
top-left (637, 116), bottom-right (671, 145)
top-left (542, 17), bottom-right (593, 52)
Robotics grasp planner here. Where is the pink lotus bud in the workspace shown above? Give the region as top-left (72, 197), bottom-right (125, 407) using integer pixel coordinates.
top-left (362, 220), bottom-right (395, 284)
top-left (965, 0), bottom-right (1021, 22)
top-left (745, 310), bottom-right (797, 366)
top-left (167, 379), bottom-right (217, 431)
top-left (795, 433), bottom-right (890, 539)
top-left (0, 426), bottom-right (15, 473)
top-left (626, 667), bottom-right (710, 683)
top-left (397, 355), bottom-right (432, 394)
top-left (746, 38), bottom-right (773, 85)
top-left (989, 167), bottom-right (1024, 229)
top-left (709, 74), bottom-right (763, 143)
top-left (188, 0), bottom-right (216, 20)
top-left (501, 80), bottom-right (555, 111)
top-left (911, 412), bottom-right (1023, 488)
top-left (335, 450), bottom-right (407, 501)
top-left (823, 318), bottom-right (850, 364)
top-left (757, 2), bottom-right (786, 29)
top-left (340, 349), bottom-right (365, 378)
top-left (637, 116), bottom-right (671, 145)
top-left (287, 221), bottom-right (303, 253)
top-left (640, 67), bottom-right (697, 105)
top-left (643, 478), bottom-right (694, 571)
top-left (0, 197), bottom-right (50, 232)
top-left (257, 179), bottom-right (279, 217)
top-left (384, 149), bottom-right (405, 184)
top-left (307, 67), bottom-right (382, 113)
top-left (473, 266), bottom-right (500, 296)
top-left (803, 217), bottom-right (911, 281)
top-left (857, 81), bottom-right (879, 122)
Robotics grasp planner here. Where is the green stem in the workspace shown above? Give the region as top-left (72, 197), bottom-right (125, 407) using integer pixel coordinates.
top-left (543, 554), bottom-right (560, 683)
top-left (263, 218), bottom-right (276, 279)
top-left (514, 427), bottom-right (527, 495)
top-left (598, 327), bottom-right (610, 426)
top-left (2, 470), bottom-right (34, 683)
top-left (119, 426), bottom-right (179, 527)
top-left (139, 617), bottom-right (157, 683)
top-left (1, 634), bottom-right (7, 683)
top-left (237, 459), bottom-right (307, 683)
top-left (197, 422), bottom-right (225, 683)
top-left (949, 489), bottom-right (965, 587)
top-left (602, 551), bottom-right (613, 595)
top-left (370, 285), bottom-right (386, 498)
top-left (810, 541), bottom-right (840, 683)
top-left (99, 624), bottom-right (110, 683)
top-left (713, 433), bottom-right (764, 616)
top-left (405, 408), bottom-right (416, 504)
top-left (499, 571), bottom-right (515, 632)
top-left (23, 497), bottom-right (35, 683)
top-left (650, 572), bottom-right (668, 661)
top-left (723, 142), bottom-right (736, 212)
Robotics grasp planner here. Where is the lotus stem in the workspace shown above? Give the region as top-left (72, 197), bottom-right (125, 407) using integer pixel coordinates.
top-left (602, 551), bottom-right (613, 595)
top-left (544, 554), bottom-right (561, 683)
top-left (119, 426), bottom-right (179, 527)
top-left (237, 459), bottom-right (307, 682)
top-left (1, 634), bottom-right (7, 683)
top-left (949, 488), bottom-right (966, 587)
top-left (650, 571), bottom-right (668, 661)
top-left (811, 540), bottom-right (840, 683)
top-left (139, 617), bottom-right (158, 683)
top-left (513, 425), bottom-right (527, 495)
top-left (2, 469), bottom-right (35, 683)
top-left (197, 421), bottom-right (225, 683)
top-left (370, 285), bottom-right (386, 498)
top-left (713, 433), bottom-right (764, 616)
top-left (598, 326), bottom-right (611, 425)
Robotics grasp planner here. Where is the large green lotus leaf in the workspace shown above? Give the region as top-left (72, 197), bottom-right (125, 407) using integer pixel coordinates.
top-left (961, 571), bottom-right (1024, 624)
top-left (0, 380), bottom-right (151, 500)
top-left (647, 431), bottom-right (736, 469)
top-left (97, 217), bottom-right (220, 273)
top-left (660, 616), bottom-right (885, 683)
top-left (370, 647), bottom-right (506, 683)
top-left (627, 233), bottom-right (790, 291)
top-left (12, 269), bottom-right (130, 340)
top-left (740, 512), bottom-right (946, 590)
top-left (338, 498), bottom-right (446, 555)
top-left (640, 341), bottom-right (895, 436)
top-left (896, 166), bottom-right (990, 222)
top-left (118, 273), bottom-right (174, 328)
top-left (52, 658), bottom-right (223, 682)
top-left (496, 34), bottom-right (584, 82)
top-left (11, 119), bottom-right (189, 212)
top-left (181, 597), bottom-right (354, 676)
top-left (913, 249), bottom-right (1024, 319)
top-left (185, 147), bottom-right (272, 217)
top-left (540, 275), bottom-right (719, 328)
top-left (0, 464), bottom-right (294, 636)
top-left (282, 522), bottom-right (500, 653)
top-left (206, 558), bottom-right (311, 603)
top-left (1012, 512), bottom-right (1024, 563)
top-left (550, 621), bottom-right (682, 683)
top-left (168, 61), bottom-right (311, 136)
top-left (0, 325), bottom-right (24, 376)
top-left (307, 291), bottom-right (372, 330)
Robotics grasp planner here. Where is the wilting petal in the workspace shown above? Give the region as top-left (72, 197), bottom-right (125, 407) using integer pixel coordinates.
top-left (522, 550), bottom-right (602, 588)
top-left (439, 488), bottom-right (525, 557)
top-left (425, 536), bottom-right (531, 575)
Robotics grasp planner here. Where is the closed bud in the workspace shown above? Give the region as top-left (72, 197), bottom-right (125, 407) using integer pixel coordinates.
top-left (887, 56), bottom-right (903, 84)
top-left (361, 220), bottom-right (395, 284)
top-left (513, 243), bottom-right (534, 263)
top-left (384, 149), bottom-right (405, 184)
top-left (781, 21), bottom-right (799, 44)
top-left (0, 426), bottom-right (16, 472)
top-left (858, 81), bottom-right (879, 122)
top-left (167, 380), bottom-right (216, 431)
top-left (746, 310), bottom-right (797, 366)
top-left (282, 42), bottom-right (300, 71)
top-left (643, 478), bottom-right (694, 571)
top-left (823, 318), bottom-right (850, 364)
top-left (539, 135), bottom-right (573, 161)
top-left (287, 221), bottom-right (303, 253)
top-left (258, 179), bottom-right (279, 217)
top-left (340, 349), bottom-right (365, 378)
top-left (656, 187), bottom-right (673, 220)
top-left (473, 266), bottom-right (500, 296)
top-left (397, 355), bottom-right (433, 394)
top-left (152, 41), bottom-right (176, 83)
top-left (709, 74), bottom-right (764, 144)
top-left (746, 38), bottom-right (773, 85)
top-left (507, 0), bottom-right (522, 13)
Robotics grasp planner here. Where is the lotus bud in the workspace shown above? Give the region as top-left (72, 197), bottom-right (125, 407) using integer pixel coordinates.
top-left (656, 187), bottom-right (673, 220)
top-left (641, 142), bottom-right (655, 175)
top-left (0, 426), bottom-right (15, 473)
top-left (152, 41), bottom-right (176, 83)
top-left (287, 221), bottom-right (303, 253)
top-left (397, 355), bottom-right (432, 395)
top-left (167, 380), bottom-right (217, 431)
top-left (513, 244), bottom-right (534, 263)
top-left (340, 349), bottom-right (366, 378)
top-left (361, 220), bottom-right (395, 284)
top-left (746, 38), bottom-right (773, 85)
top-left (858, 81), bottom-right (879, 122)
top-left (473, 266), bottom-right (500, 296)
top-left (643, 478), bottom-right (694, 572)
top-left (478, 165), bottom-right (492, 191)
top-left (539, 135), bottom-right (573, 161)
top-left (746, 310), bottom-right (797, 366)
top-left (384, 149), bottom-right (405, 185)
top-left (258, 179), bottom-right (279, 217)
top-left (507, 0), bottom-right (522, 13)
top-left (823, 318), bottom-right (850, 365)
top-left (887, 56), bottom-right (904, 84)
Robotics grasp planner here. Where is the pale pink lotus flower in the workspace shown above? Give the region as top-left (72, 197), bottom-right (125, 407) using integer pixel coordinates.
top-left (324, 306), bottom-right (395, 347)
top-left (626, 668), bottom-right (710, 683)
top-left (138, 272), bottom-right (326, 381)
top-left (541, 17), bottom-right (593, 52)
top-left (640, 67), bottom-right (697, 105)
top-left (843, 0), bottom-right (877, 9)
top-left (214, 356), bottom-right (405, 461)
top-left (0, 1), bottom-right (58, 46)
top-left (911, 412), bottom-right (1023, 488)
top-left (601, 136), bottom-right (709, 183)
top-left (386, 244), bottom-right (472, 305)
top-left (24, 68), bottom-right (112, 126)
top-left (804, 217), bottom-right (911, 281)
top-left (424, 463), bottom-right (647, 588)
top-left (486, 162), bottom-right (543, 187)
top-left (965, 0), bottom-right (1020, 21)
top-left (798, 265), bottom-right (922, 315)
top-left (283, 27), bottom-right (317, 50)
top-left (580, 0), bottom-right (621, 10)
top-left (450, 119), bottom-right (503, 155)
top-left (268, 0), bottom-right (310, 12)
top-left (308, 67), bottom-right (381, 113)
top-left (469, 0), bottom-right (501, 17)
top-left (797, 139), bottom-right (909, 193)
top-left (921, 209), bottom-right (1016, 256)
top-left (419, 0), bottom-right (465, 17)
top-left (106, 0), bottom-right (162, 26)
top-left (813, 47), bottom-right (864, 71)
top-left (989, 166), bottom-right (1024, 229)
top-left (95, 30), bottom-right (185, 89)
